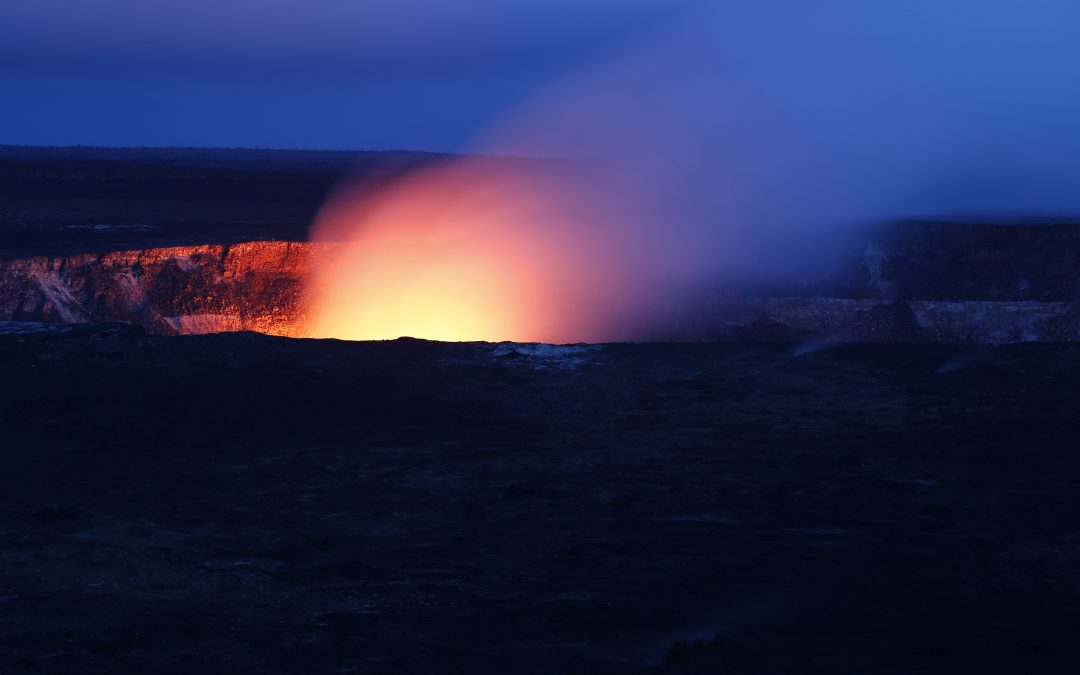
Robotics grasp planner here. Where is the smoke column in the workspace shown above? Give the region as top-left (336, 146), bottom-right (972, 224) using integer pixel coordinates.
top-left (308, 0), bottom-right (1080, 343)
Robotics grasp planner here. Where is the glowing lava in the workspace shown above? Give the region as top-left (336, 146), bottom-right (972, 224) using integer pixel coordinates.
top-left (305, 160), bottom-right (635, 343)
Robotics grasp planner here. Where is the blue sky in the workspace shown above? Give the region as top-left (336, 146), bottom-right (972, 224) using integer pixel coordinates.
top-left (0, 0), bottom-right (697, 150)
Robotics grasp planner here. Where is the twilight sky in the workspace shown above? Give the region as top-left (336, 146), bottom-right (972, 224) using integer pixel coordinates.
top-left (0, 0), bottom-right (698, 150)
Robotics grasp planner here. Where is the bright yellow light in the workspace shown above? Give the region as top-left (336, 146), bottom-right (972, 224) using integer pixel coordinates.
top-left (305, 162), bottom-right (618, 343)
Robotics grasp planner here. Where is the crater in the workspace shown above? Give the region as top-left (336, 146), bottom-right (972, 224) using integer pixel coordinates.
top-left (2, 221), bottom-right (1080, 343)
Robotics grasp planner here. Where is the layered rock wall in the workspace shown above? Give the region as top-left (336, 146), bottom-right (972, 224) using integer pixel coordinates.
top-left (0, 241), bottom-right (325, 336)
top-left (2, 223), bottom-right (1080, 343)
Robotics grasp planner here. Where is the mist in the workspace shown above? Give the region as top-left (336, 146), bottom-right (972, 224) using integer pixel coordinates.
top-left (308, 0), bottom-right (1080, 342)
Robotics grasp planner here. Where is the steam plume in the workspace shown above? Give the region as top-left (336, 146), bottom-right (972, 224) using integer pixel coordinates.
top-left (309, 0), bottom-right (1080, 342)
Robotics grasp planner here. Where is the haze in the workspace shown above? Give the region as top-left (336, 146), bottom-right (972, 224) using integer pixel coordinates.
top-left (302, 0), bottom-right (1080, 341)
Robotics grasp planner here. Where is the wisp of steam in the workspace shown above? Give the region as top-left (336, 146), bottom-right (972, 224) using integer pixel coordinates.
top-left (307, 0), bottom-right (1080, 343)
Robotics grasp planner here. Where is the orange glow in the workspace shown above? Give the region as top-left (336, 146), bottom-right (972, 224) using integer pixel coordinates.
top-left (306, 160), bottom-right (635, 343)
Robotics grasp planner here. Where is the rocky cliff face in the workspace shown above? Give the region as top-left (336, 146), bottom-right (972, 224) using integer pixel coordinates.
top-left (2, 223), bottom-right (1079, 343)
top-left (0, 241), bottom-right (325, 336)
top-left (861, 221), bottom-right (1080, 302)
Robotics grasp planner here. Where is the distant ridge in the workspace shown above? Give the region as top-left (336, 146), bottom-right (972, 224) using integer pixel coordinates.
top-left (0, 144), bottom-right (455, 170)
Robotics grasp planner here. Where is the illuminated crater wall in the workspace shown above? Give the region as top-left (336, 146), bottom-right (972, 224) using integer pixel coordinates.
top-left (2, 223), bottom-right (1080, 343)
top-left (0, 241), bottom-right (323, 336)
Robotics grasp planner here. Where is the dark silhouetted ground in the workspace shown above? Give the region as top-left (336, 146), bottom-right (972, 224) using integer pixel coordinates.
top-left (2, 326), bottom-right (1079, 673)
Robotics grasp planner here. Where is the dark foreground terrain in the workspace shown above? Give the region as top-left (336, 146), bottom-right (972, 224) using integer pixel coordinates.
top-left (2, 325), bottom-right (1080, 673)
